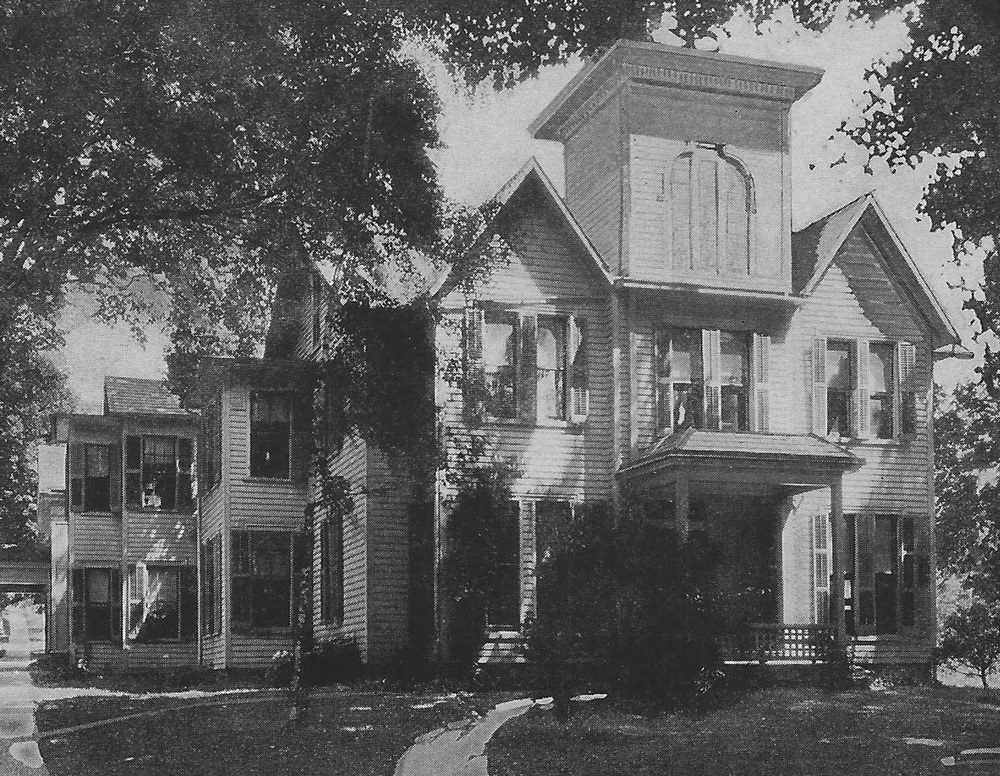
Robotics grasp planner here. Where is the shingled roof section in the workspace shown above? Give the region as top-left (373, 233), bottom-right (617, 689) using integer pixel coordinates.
top-left (623, 429), bottom-right (858, 473)
top-left (791, 195), bottom-right (870, 294)
top-left (103, 376), bottom-right (190, 416)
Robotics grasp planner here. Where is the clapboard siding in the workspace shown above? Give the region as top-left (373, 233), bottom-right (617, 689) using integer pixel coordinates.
top-left (312, 434), bottom-right (369, 658)
top-left (125, 510), bottom-right (196, 562)
top-left (70, 513), bottom-right (121, 563)
top-left (86, 642), bottom-right (197, 671)
top-left (564, 93), bottom-right (624, 273)
top-left (365, 448), bottom-right (413, 665)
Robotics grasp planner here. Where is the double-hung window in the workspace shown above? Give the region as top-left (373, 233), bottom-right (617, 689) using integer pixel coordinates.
top-left (467, 307), bottom-right (589, 424)
top-left (70, 444), bottom-right (112, 512)
top-left (127, 564), bottom-right (196, 642)
top-left (320, 516), bottom-right (345, 624)
top-left (250, 393), bottom-right (291, 478)
top-left (125, 436), bottom-right (194, 511)
top-left (71, 568), bottom-right (122, 643)
top-left (813, 339), bottom-right (918, 440)
top-left (656, 328), bottom-right (761, 434)
top-left (231, 531), bottom-right (304, 631)
top-left (482, 311), bottom-right (518, 420)
top-left (869, 342), bottom-right (895, 439)
top-left (826, 341), bottom-right (854, 438)
top-left (201, 538), bottom-right (222, 636)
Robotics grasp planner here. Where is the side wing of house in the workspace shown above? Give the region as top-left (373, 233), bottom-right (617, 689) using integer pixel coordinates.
top-left (782, 203), bottom-right (946, 664)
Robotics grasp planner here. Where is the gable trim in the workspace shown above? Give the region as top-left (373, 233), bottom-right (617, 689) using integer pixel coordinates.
top-left (430, 158), bottom-right (613, 301)
top-left (799, 194), bottom-right (959, 347)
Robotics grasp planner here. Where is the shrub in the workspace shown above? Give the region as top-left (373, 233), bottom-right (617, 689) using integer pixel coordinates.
top-left (266, 650), bottom-right (295, 687)
top-left (302, 638), bottom-right (365, 686)
top-left (527, 504), bottom-right (725, 711)
top-left (384, 644), bottom-right (436, 690)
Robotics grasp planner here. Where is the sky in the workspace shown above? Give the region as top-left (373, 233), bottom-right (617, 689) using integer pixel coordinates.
top-left (58, 6), bottom-right (983, 413)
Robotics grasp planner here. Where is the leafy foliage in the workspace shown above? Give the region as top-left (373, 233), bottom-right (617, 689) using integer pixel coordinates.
top-left (528, 507), bottom-right (724, 708)
top-left (851, 1), bottom-right (1000, 386)
top-left (937, 601), bottom-right (1000, 689)
top-left (439, 460), bottom-right (519, 678)
top-left (934, 382), bottom-right (1000, 600)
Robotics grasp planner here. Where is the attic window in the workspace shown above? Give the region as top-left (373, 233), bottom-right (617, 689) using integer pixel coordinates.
top-left (671, 150), bottom-right (752, 277)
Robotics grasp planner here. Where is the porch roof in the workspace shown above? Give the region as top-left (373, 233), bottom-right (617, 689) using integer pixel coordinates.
top-left (619, 429), bottom-right (859, 480)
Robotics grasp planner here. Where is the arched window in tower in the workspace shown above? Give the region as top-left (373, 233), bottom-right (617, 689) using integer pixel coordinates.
top-left (670, 149), bottom-right (753, 277)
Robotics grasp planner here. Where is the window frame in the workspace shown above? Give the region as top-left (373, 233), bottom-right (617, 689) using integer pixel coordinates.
top-left (655, 327), bottom-right (758, 435)
top-left (71, 567), bottom-right (122, 644)
top-left (469, 306), bottom-right (590, 426)
top-left (127, 563), bottom-right (196, 643)
top-left (231, 530), bottom-right (302, 633)
top-left (845, 512), bottom-right (903, 637)
top-left (201, 538), bottom-right (223, 636)
top-left (249, 392), bottom-right (292, 479)
top-left (868, 341), bottom-right (895, 440)
top-left (70, 443), bottom-right (113, 513)
top-left (125, 435), bottom-right (195, 512)
top-left (320, 515), bottom-right (345, 625)
top-left (825, 339), bottom-right (855, 439)
top-left (485, 500), bottom-right (521, 630)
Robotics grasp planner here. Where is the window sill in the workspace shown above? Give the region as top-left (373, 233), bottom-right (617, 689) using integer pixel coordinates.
top-left (244, 475), bottom-right (295, 483)
top-left (74, 510), bottom-right (115, 516)
top-left (481, 418), bottom-right (585, 431)
top-left (125, 507), bottom-right (195, 515)
top-left (231, 626), bottom-right (293, 636)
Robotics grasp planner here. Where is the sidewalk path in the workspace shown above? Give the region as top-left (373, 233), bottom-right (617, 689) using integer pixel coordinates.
top-left (394, 694), bottom-right (606, 776)
top-left (1, 605), bottom-right (49, 774)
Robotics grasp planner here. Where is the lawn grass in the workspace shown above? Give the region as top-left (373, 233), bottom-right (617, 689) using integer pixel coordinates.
top-left (488, 684), bottom-right (1000, 776)
top-left (38, 690), bottom-right (474, 776)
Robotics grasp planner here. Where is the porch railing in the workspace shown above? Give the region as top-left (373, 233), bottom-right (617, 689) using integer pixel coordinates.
top-left (721, 623), bottom-right (835, 664)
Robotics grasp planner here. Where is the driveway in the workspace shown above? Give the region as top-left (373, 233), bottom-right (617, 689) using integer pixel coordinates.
top-left (0, 604), bottom-right (48, 773)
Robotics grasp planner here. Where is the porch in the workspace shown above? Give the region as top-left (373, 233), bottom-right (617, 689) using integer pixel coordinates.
top-left (619, 429), bottom-right (861, 660)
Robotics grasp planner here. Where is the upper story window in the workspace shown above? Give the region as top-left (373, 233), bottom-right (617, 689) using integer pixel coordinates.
top-left (826, 340), bottom-right (854, 438)
top-left (813, 338), bottom-right (918, 441)
top-left (465, 307), bottom-right (589, 425)
top-left (250, 392), bottom-right (291, 478)
top-left (70, 443), bottom-right (112, 512)
top-left (655, 327), bottom-right (764, 434)
top-left (671, 149), bottom-right (752, 277)
top-left (125, 435), bottom-right (194, 511)
top-left (482, 310), bottom-right (518, 420)
top-left (201, 398), bottom-right (222, 490)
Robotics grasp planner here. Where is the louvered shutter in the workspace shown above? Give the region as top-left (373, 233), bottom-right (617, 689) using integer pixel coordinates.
top-left (856, 340), bottom-right (870, 439)
top-left (898, 342), bottom-right (918, 437)
top-left (110, 568), bottom-right (123, 645)
top-left (812, 337), bottom-right (827, 435)
top-left (462, 306), bottom-right (484, 423)
top-left (179, 565), bottom-right (198, 641)
top-left (812, 514), bottom-right (830, 625)
top-left (569, 316), bottom-right (588, 422)
top-left (108, 443), bottom-right (121, 515)
top-left (518, 315), bottom-right (537, 424)
top-left (752, 334), bottom-right (771, 432)
top-left (291, 393), bottom-right (312, 483)
top-left (702, 330), bottom-right (721, 430)
top-left (69, 444), bottom-right (84, 511)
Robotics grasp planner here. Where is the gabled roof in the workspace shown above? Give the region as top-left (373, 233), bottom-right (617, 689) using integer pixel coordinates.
top-left (430, 158), bottom-right (613, 300)
top-left (103, 376), bottom-right (191, 417)
top-left (792, 193), bottom-right (961, 348)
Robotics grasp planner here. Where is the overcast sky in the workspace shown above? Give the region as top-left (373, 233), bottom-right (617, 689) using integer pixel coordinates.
top-left (57, 7), bottom-right (983, 413)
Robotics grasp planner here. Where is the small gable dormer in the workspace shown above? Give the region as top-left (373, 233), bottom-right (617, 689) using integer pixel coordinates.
top-left (530, 40), bottom-right (822, 295)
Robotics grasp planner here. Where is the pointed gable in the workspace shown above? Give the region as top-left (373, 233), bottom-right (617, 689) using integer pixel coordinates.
top-left (436, 160), bottom-right (611, 306)
top-left (793, 194), bottom-right (960, 348)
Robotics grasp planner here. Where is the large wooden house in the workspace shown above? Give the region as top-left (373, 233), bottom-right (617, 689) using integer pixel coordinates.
top-left (60, 41), bottom-right (965, 673)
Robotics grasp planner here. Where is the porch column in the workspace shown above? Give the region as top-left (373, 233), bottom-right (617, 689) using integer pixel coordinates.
top-left (829, 479), bottom-right (847, 646)
top-left (675, 474), bottom-right (689, 541)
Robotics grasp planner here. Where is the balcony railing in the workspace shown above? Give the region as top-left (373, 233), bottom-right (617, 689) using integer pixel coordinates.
top-left (722, 623), bottom-right (835, 664)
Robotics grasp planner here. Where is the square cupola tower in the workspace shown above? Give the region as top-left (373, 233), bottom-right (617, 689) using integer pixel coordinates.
top-left (530, 40), bottom-right (822, 295)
